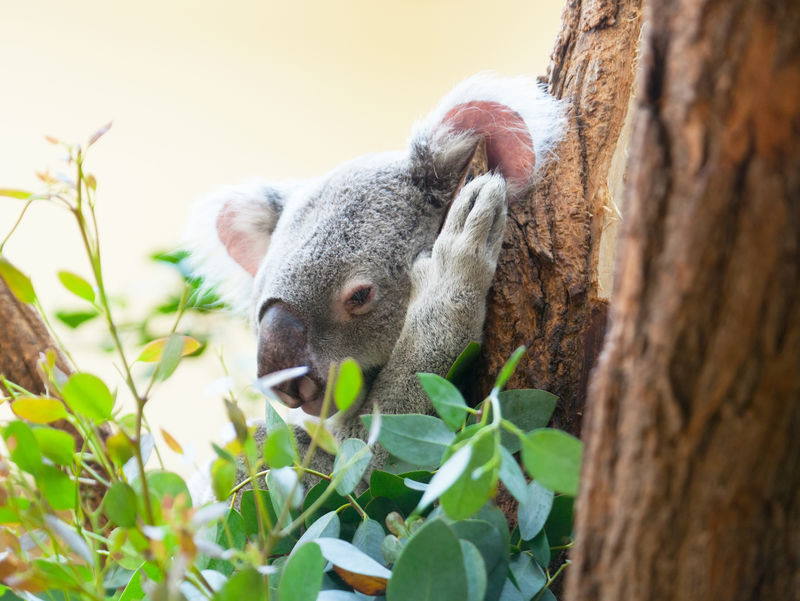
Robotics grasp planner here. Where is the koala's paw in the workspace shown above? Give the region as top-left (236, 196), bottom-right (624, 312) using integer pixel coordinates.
top-left (423, 173), bottom-right (507, 295)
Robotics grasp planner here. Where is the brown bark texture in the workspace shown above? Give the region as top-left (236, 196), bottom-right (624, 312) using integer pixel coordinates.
top-left (567, 1), bottom-right (800, 599)
top-left (478, 0), bottom-right (643, 436)
top-left (0, 276), bottom-right (70, 395)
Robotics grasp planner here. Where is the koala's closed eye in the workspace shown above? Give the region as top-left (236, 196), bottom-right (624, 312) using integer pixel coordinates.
top-left (342, 282), bottom-right (376, 316)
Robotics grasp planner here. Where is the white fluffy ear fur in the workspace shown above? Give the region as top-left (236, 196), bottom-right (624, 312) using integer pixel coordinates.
top-left (410, 73), bottom-right (567, 197)
top-left (183, 179), bottom-right (291, 313)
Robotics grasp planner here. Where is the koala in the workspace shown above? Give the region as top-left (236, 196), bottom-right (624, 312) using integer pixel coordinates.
top-left (186, 74), bottom-right (565, 474)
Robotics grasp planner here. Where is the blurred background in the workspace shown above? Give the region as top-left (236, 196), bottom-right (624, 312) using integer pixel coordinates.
top-left (0, 0), bottom-right (563, 476)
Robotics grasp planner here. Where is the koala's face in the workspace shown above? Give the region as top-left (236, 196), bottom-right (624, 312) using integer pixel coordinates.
top-left (250, 154), bottom-right (445, 414)
top-left (188, 75), bottom-right (564, 417)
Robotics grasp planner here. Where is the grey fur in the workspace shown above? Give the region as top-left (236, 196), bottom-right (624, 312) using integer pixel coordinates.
top-left (186, 75), bottom-right (565, 482)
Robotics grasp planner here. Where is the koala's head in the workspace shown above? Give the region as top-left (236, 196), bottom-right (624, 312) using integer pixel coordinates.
top-left (186, 74), bottom-right (565, 416)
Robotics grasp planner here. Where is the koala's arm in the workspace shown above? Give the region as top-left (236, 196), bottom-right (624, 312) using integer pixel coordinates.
top-left (337, 173), bottom-right (507, 443)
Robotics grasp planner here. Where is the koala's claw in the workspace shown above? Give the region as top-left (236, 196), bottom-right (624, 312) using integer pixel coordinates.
top-left (434, 173), bottom-right (507, 275)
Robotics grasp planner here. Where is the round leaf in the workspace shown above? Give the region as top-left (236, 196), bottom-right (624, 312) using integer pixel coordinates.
top-left (418, 373), bottom-right (468, 431)
top-left (386, 520), bottom-right (467, 601)
top-left (521, 428), bottom-right (583, 496)
top-left (33, 427), bottom-right (75, 466)
top-left (104, 482), bottom-right (138, 527)
top-left (517, 480), bottom-right (554, 541)
top-left (263, 424), bottom-right (296, 469)
top-left (440, 432), bottom-right (499, 520)
top-left (460, 540), bottom-right (488, 601)
top-left (361, 414), bottom-right (454, 467)
top-left (136, 335), bottom-right (202, 363)
top-left (211, 459), bottom-right (236, 501)
top-left (61, 373), bottom-right (114, 423)
top-left (279, 542), bottom-right (325, 601)
top-left (37, 465), bottom-right (76, 510)
top-left (11, 397), bottom-right (67, 424)
top-left (333, 438), bottom-right (372, 496)
top-left (3, 421), bottom-right (41, 474)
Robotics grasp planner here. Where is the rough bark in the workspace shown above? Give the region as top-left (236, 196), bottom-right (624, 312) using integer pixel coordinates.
top-left (0, 275), bottom-right (109, 513)
top-left (567, 0), bottom-right (800, 599)
top-left (0, 276), bottom-right (70, 395)
top-left (478, 0), bottom-right (643, 436)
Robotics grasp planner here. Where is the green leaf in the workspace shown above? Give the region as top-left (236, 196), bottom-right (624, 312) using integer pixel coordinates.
top-left (119, 568), bottom-right (144, 601)
top-left (387, 519), bottom-right (467, 601)
top-left (361, 414), bottom-right (454, 468)
top-left (440, 431), bottom-right (499, 520)
top-left (418, 373), bottom-right (468, 431)
top-left (526, 528), bottom-right (550, 568)
top-left (3, 421), bottom-right (41, 474)
top-left (517, 481), bottom-right (554, 541)
top-left (149, 471), bottom-right (192, 505)
top-left (211, 459), bottom-right (236, 501)
top-left (494, 346), bottom-right (526, 391)
top-left (294, 511), bottom-right (341, 551)
top-left (498, 389), bottom-right (558, 454)
top-left (544, 495), bottom-right (574, 547)
top-left (55, 309), bottom-right (99, 329)
top-left (209, 509), bottom-right (246, 576)
top-left (33, 428), bottom-right (74, 466)
top-left (303, 421), bottom-right (339, 455)
top-left (279, 542), bottom-right (325, 601)
top-left (521, 428), bottom-right (583, 496)
top-left (460, 540), bottom-right (488, 601)
top-left (416, 445), bottom-right (471, 513)
top-left (509, 553), bottom-right (546, 599)
top-left (57, 270), bottom-right (95, 303)
top-left (240, 489), bottom-right (276, 537)
top-left (446, 341), bottom-right (481, 383)
top-left (316, 537), bottom-right (392, 579)
top-left (153, 333), bottom-right (186, 381)
top-left (0, 258), bottom-right (36, 303)
top-left (0, 188), bottom-right (33, 199)
top-left (451, 519), bottom-right (505, 598)
top-left (61, 373), bottom-right (114, 423)
top-left (263, 424), bottom-right (296, 469)
top-left (498, 446), bottom-right (527, 502)
top-left (217, 568), bottom-right (265, 601)
top-left (37, 464), bottom-right (76, 510)
top-left (333, 438), bottom-right (372, 496)
top-left (352, 518), bottom-right (386, 565)
top-left (103, 482), bottom-right (138, 527)
top-left (11, 396), bottom-right (67, 424)
top-left (334, 358), bottom-right (363, 412)
top-left (369, 471), bottom-right (425, 515)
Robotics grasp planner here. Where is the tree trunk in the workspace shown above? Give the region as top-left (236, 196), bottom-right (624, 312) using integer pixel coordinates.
top-left (567, 0), bottom-right (800, 599)
top-left (0, 276), bottom-right (70, 395)
top-left (478, 0), bottom-right (643, 437)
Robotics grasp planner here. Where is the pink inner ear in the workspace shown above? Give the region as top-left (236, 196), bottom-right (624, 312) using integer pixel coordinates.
top-left (216, 202), bottom-right (268, 276)
top-left (443, 101), bottom-right (536, 187)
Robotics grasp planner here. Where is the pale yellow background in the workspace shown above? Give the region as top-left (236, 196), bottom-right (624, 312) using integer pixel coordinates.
top-left (0, 0), bottom-right (562, 476)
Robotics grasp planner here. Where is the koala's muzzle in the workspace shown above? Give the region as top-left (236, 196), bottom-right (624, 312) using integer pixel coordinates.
top-left (257, 302), bottom-right (323, 415)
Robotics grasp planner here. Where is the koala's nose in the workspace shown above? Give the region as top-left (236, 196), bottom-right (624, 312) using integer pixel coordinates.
top-left (257, 302), bottom-right (320, 410)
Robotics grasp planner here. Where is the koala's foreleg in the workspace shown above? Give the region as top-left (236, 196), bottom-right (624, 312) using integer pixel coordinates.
top-left (337, 173), bottom-right (508, 459)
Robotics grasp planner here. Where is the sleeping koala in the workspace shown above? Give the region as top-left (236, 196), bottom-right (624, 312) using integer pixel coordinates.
top-left (187, 74), bottom-right (564, 473)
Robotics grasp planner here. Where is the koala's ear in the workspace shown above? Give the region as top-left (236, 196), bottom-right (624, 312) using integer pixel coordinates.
top-left (409, 74), bottom-right (566, 203)
top-left (214, 186), bottom-right (285, 276)
top-left (184, 180), bottom-right (292, 306)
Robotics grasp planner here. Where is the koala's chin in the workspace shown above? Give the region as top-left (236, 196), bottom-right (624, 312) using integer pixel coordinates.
top-left (185, 73), bottom-right (566, 481)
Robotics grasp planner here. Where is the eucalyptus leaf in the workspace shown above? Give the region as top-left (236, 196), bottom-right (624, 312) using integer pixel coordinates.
top-left (333, 438), bottom-right (372, 495)
top-left (279, 542), bottom-right (325, 601)
top-left (518, 480), bottom-right (554, 541)
top-left (386, 519), bottom-right (467, 601)
top-left (460, 539), bottom-right (488, 601)
top-left (418, 372), bottom-right (468, 431)
top-left (334, 358), bottom-right (363, 412)
top-left (521, 428), bottom-right (583, 496)
top-left (362, 414), bottom-right (454, 467)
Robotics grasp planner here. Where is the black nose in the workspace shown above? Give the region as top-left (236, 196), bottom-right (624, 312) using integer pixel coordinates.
top-left (257, 302), bottom-right (308, 377)
top-left (256, 302), bottom-right (313, 408)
